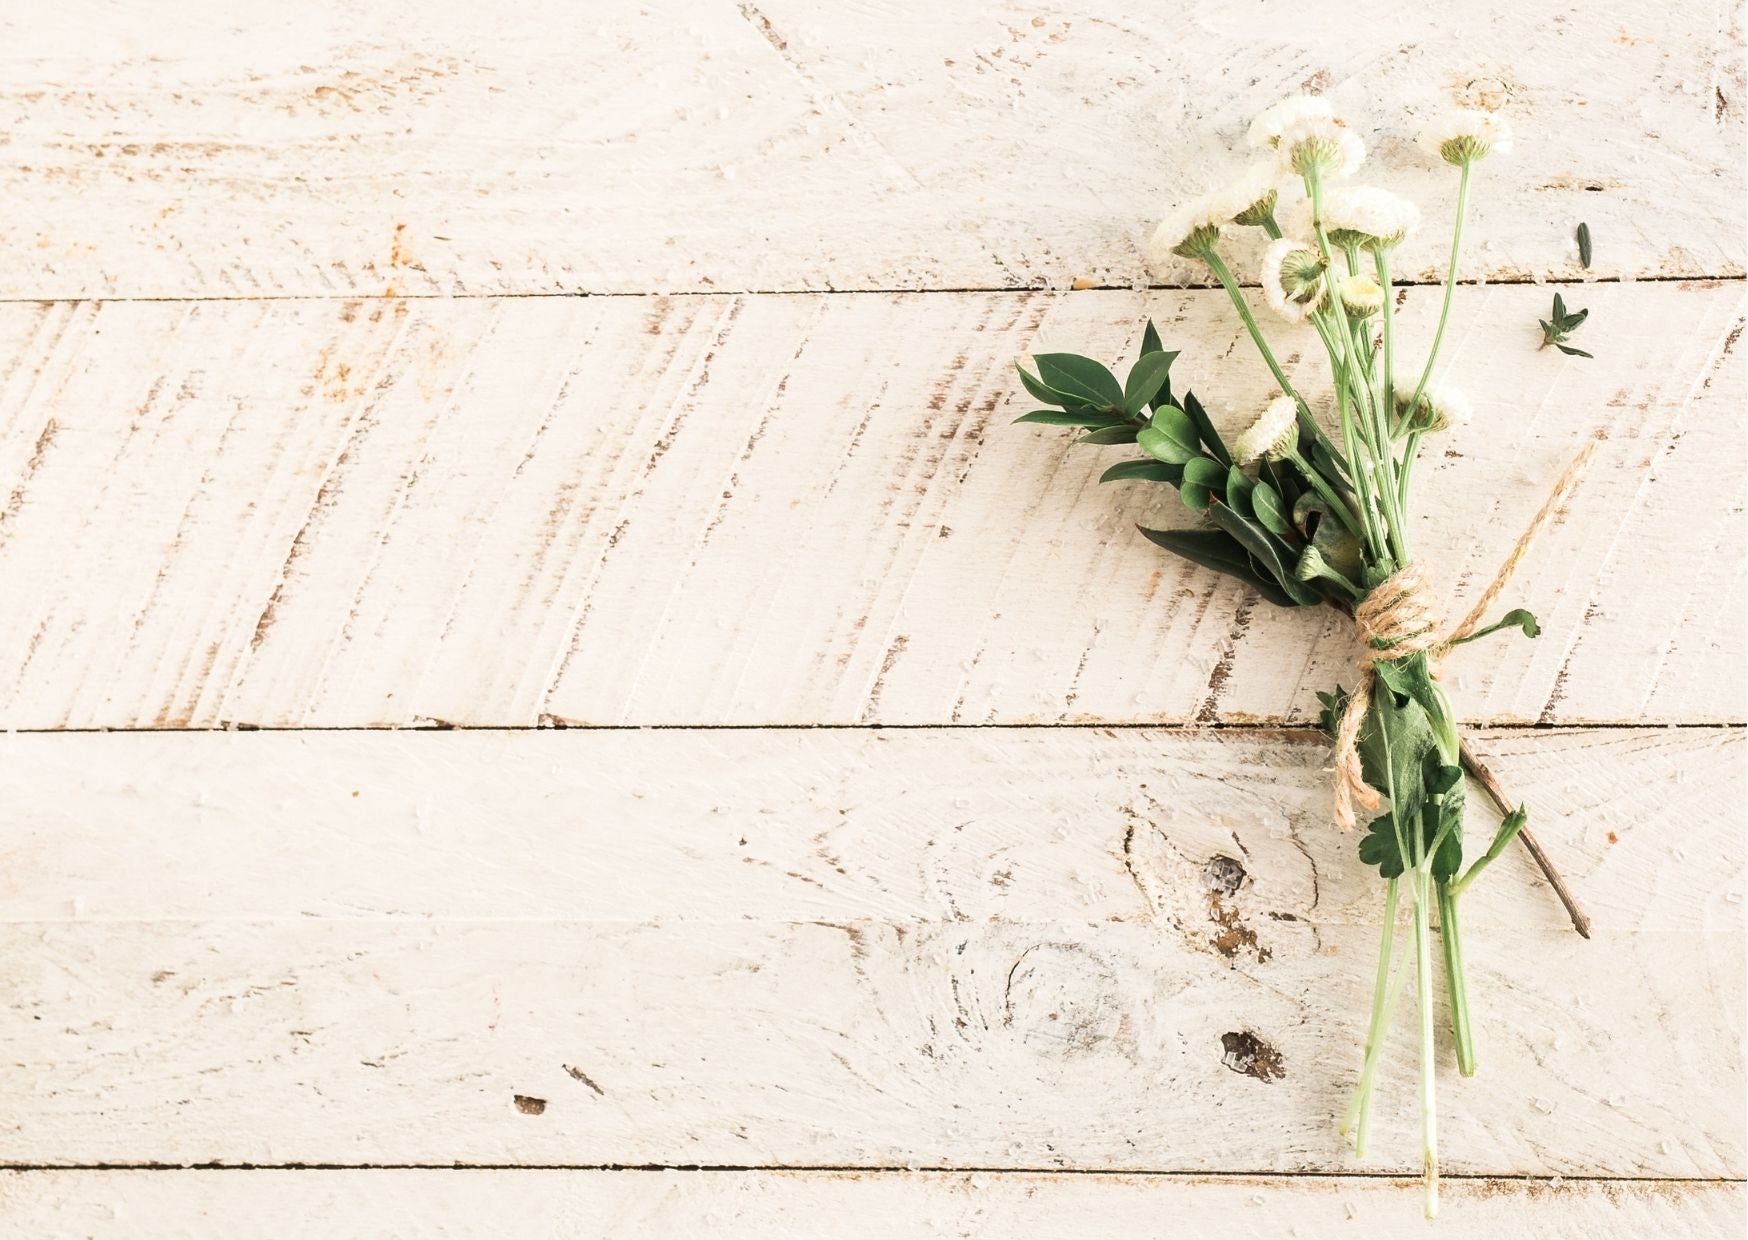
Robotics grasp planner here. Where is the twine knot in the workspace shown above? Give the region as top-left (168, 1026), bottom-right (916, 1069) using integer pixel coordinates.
top-left (1327, 436), bottom-right (1602, 831)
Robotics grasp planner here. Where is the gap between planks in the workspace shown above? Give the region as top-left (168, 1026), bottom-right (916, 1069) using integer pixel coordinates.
top-left (0, 721), bottom-right (1736, 734)
top-left (0, 273), bottom-right (1733, 307)
top-left (0, 1164), bottom-right (1736, 1184)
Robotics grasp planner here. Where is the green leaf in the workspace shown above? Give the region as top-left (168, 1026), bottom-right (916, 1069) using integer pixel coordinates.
top-left (1183, 391), bottom-right (1232, 468)
top-left (1552, 292), bottom-right (1566, 320)
top-left (1135, 526), bottom-right (1302, 608)
top-left (1180, 481), bottom-right (1212, 510)
top-left (1252, 480), bottom-right (1291, 536)
top-left (1560, 305), bottom-right (1589, 331)
top-left (1138, 405), bottom-right (1200, 464)
top-left (1555, 343), bottom-right (1593, 359)
top-left (1011, 409), bottom-right (1123, 428)
top-left (1225, 466), bottom-right (1255, 519)
top-left (1076, 425), bottom-right (1141, 445)
top-left (1455, 806), bottom-right (1528, 895)
top-left (1207, 503), bottom-right (1320, 607)
top-left (1016, 364), bottom-right (1090, 410)
top-left (1123, 350), bottom-right (1177, 417)
top-left (1357, 812), bottom-right (1407, 879)
top-left (1035, 354), bottom-right (1123, 410)
top-left (1140, 319), bottom-right (1164, 356)
top-left (1099, 459), bottom-right (1183, 484)
top-left (1577, 222), bottom-right (1592, 269)
top-left (1425, 797), bottom-right (1464, 884)
top-left (1182, 456), bottom-right (1226, 490)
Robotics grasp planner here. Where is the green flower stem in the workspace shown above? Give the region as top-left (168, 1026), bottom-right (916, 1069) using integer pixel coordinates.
top-left (1438, 880), bottom-right (1478, 1078)
top-left (1261, 212), bottom-right (1283, 240)
top-left (1374, 249), bottom-right (1398, 437)
top-left (1408, 161), bottom-right (1473, 418)
top-left (1201, 246), bottom-right (1348, 473)
top-left (1342, 876), bottom-right (1401, 1154)
top-left (1306, 170), bottom-right (1409, 569)
top-left (1412, 870), bottom-right (1441, 1220)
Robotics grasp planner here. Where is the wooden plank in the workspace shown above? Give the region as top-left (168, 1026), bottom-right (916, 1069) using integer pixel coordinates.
top-left (1, 729), bottom-right (1739, 1173)
top-left (3, 728), bottom-right (1738, 932)
top-left (0, 0), bottom-right (1740, 297)
top-left (0, 1170), bottom-right (1741, 1238)
top-left (0, 284), bottom-right (1738, 728)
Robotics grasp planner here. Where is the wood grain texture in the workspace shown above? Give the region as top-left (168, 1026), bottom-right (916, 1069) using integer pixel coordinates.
top-left (0, 0), bottom-right (1741, 298)
top-left (1, 728), bottom-right (1739, 1173)
top-left (0, 284), bottom-right (1737, 728)
top-left (0, 1171), bottom-right (1741, 1239)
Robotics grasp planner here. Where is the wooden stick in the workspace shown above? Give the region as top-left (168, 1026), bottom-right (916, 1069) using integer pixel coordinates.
top-left (1458, 736), bottom-right (1593, 939)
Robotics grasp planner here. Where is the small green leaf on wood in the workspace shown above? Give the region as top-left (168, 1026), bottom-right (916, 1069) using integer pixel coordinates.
top-left (1577, 222), bottom-right (1592, 269)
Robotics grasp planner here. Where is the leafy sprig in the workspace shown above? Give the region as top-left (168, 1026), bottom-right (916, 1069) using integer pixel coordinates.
top-left (1539, 292), bottom-right (1592, 358)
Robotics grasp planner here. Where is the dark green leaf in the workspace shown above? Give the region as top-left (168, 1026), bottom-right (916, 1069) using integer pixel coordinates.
top-left (1076, 424), bottom-right (1141, 445)
top-left (1182, 456), bottom-right (1226, 490)
top-left (1136, 526), bottom-right (1302, 608)
top-left (1099, 459), bottom-right (1183, 484)
top-left (1035, 354), bottom-right (1123, 410)
top-left (1225, 466), bottom-right (1255, 518)
top-left (1206, 503), bottom-right (1320, 606)
top-left (1123, 351), bottom-right (1177, 417)
top-left (1011, 409), bottom-right (1123, 428)
top-left (1252, 480), bottom-right (1291, 537)
top-left (1577, 222), bottom-right (1592, 269)
top-left (1555, 343), bottom-right (1593, 359)
top-left (1180, 481), bottom-right (1212, 510)
top-left (1357, 813), bottom-right (1407, 879)
top-left (1141, 319), bottom-right (1164, 356)
top-left (1426, 797), bottom-right (1464, 883)
top-left (1183, 391), bottom-right (1232, 468)
top-left (1016, 364), bottom-right (1090, 410)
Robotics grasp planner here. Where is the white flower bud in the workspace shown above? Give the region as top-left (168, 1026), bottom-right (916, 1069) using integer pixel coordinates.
top-left (1339, 273), bottom-right (1385, 317)
top-left (1276, 116), bottom-right (1365, 181)
top-left (1394, 377), bottom-right (1473, 431)
top-left (1261, 239), bottom-right (1326, 323)
top-left (1417, 109), bottom-right (1514, 166)
top-left (1148, 192), bottom-right (1226, 263)
top-left (1213, 162), bottom-right (1283, 228)
top-left (1232, 394), bottom-right (1301, 464)
top-left (1247, 96), bottom-right (1337, 149)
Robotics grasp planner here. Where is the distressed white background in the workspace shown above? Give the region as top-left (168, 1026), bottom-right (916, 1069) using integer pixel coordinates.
top-left (0, 0), bottom-right (1742, 1235)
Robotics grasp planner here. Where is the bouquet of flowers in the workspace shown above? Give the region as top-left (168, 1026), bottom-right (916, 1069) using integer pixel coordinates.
top-left (1013, 95), bottom-right (1591, 1218)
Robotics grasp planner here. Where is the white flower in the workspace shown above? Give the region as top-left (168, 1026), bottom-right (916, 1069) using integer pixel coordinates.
top-left (1213, 162), bottom-right (1283, 228)
top-left (1339, 272), bottom-right (1385, 317)
top-left (1317, 186), bottom-right (1420, 248)
top-left (1148, 192), bottom-right (1226, 263)
top-left (1283, 186), bottom-right (1418, 253)
top-left (1232, 394), bottom-right (1301, 463)
top-left (1417, 109), bottom-right (1514, 166)
top-left (1248, 95), bottom-right (1336, 149)
top-left (1395, 377), bottom-right (1472, 431)
top-left (1277, 115), bottom-right (1365, 181)
top-left (1261, 238), bottom-right (1326, 322)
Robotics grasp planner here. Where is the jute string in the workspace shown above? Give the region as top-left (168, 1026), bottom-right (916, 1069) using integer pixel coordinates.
top-left (1331, 436), bottom-right (1602, 830)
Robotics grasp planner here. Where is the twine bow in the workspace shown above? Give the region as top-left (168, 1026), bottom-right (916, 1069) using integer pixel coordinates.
top-left (1330, 437), bottom-right (1602, 830)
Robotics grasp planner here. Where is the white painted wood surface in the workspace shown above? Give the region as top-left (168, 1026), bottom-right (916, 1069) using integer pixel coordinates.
top-left (0, 283), bottom-right (1739, 729)
top-left (1, 729), bottom-right (1739, 1174)
top-left (0, 0), bottom-right (1740, 296)
top-left (2, 1171), bottom-right (1741, 1239)
top-left (2, 0), bottom-right (1742, 1229)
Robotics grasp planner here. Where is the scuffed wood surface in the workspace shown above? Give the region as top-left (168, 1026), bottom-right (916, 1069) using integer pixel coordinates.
top-left (3, 727), bottom-right (1739, 931)
top-left (0, 284), bottom-right (1737, 729)
top-left (0, 0), bottom-right (1741, 298)
top-left (1, 1171), bottom-right (1741, 1239)
top-left (0, 729), bottom-right (1739, 1173)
